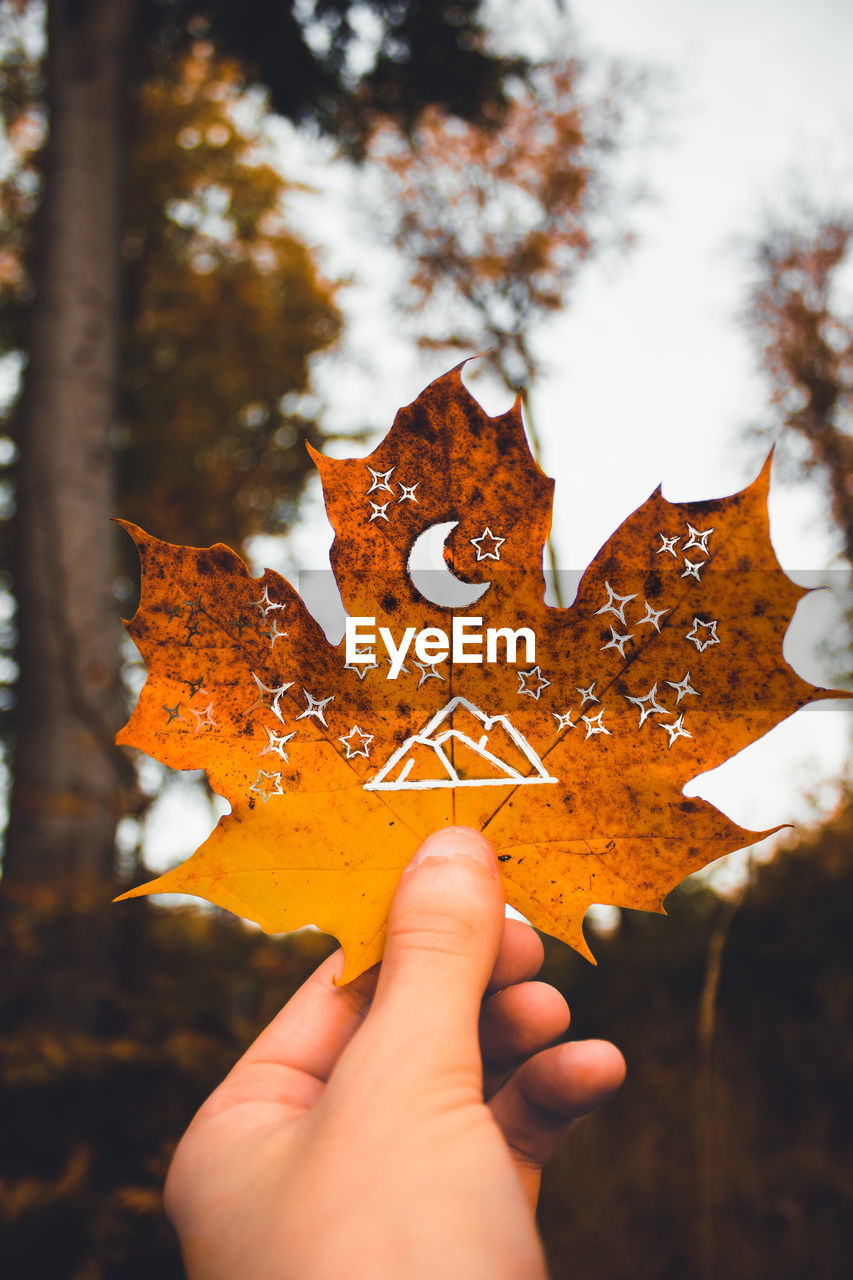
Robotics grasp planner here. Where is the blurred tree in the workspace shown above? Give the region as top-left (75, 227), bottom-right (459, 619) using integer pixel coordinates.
top-left (0, 6), bottom-right (41, 365)
top-left (2, 0), bottom-right (137, 893)
top-left (746, 209), bottom-right (853, 565)
top-left (137, 0), bottom-right (523, 153)
top-left (366, 55), bottom-right (646, 598)
top-left (0, 31), bottom-right (343, 554)
top-left (0, 0), bottom-right (531, 894)
top-left (118, 39), bottom-right (341, 551)
top-left (366, 58), bottom-right (636, 392)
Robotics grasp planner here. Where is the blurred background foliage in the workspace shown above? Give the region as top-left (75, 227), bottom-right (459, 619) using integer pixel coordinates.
top-left (0, 0), bottom-right (851, 1276)
top-left (2, 803), bottom-right (851, 1278)
top-left (0, 14), bottom-right (345, 557)
top-left (119, 39), bottom-right (343, 550)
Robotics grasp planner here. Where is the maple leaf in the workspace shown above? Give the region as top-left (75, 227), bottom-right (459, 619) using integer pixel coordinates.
top-left (116, 365), bottom-right (846, 981)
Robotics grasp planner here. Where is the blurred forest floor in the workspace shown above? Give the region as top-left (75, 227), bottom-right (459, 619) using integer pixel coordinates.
top-left (1, 797), bottom-right (851, 1279)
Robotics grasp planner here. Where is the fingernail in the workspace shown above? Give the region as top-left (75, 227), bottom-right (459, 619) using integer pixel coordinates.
top-left (408, 826), bottom-right (497, 875)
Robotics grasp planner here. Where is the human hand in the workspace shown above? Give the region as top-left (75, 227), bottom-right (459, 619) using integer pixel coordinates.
top-left (164, 827), bottom-right (625, 1279)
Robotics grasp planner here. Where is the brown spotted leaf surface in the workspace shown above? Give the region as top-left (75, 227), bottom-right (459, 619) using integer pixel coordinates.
top-left (116, 366), bottom-right (842, 980)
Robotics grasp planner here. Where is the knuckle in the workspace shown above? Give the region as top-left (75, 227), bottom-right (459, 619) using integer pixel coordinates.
top-left (390, 905), bottom-right (481, 960)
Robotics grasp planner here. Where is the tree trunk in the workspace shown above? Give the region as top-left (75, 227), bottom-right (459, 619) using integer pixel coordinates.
top-left (3, 0), bottom-right (138, 895)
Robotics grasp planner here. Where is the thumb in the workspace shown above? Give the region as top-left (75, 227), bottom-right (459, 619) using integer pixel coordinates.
top-left (365, 826), bottom-right (505, 1070)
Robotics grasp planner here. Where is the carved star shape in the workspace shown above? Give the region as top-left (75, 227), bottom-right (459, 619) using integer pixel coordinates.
top-left (413, 660), bottom-right (446, 687)
top-left (183, 596), bottom-right (203, 617)
top-left (385, 655), bottom-right (409, 676)
top-left (601, 626), bottom-right (634, 659)
top-left (186, 677), bottom-right (206, 698)
top-left (163, 703), bottom-right (185, 725)
top-left (656, 534), bottom-right (680, 557)
top-left (266, 620), bottom-right (288, 648)
top-left (369, 501), bottom-right (390, 522)
top-left (576, 682), bottom-right (598, 706)
top-left (625, 682), bottom-right (668, 728)
top-left (166, 604), bottom-right (183, 622)
top-left (189, 701), bottom-right (220, 735)
top-left (184, 622), bottom-right (201, 642)
top-left (666, 671), bottom-right (700, 704)
top-left (252, 585), bottom-right (285, 615)
top-left (581, 708), bottom-right (611, 738)
top-left (683, 523), bottom-right (714, 554)
top-left (659, 713), bottom-right (693, 748)
top-left (296, 689), bottom-right (335, 726)
top-left (686, 618), bottom-right (720, 652)
top-left (366, 466), bottom-right (395, 494)
top-left (552, 709), bottom-right (576, 731)
top-left (244, 673), bottom-right (294, 722)
top-left (637, 601), bottom-right (669, 632)
top-left (259, 726), bottom-right (297, 761)
top-left (344, 659), bottom-right (379, 681)
top-left (398, 482), bottom-right (419, 502)
top-left (594, 580), bottom-right (637, 625)
top-left (518, 665), bottom-right (550, 700)
top-left (250, 769), bottom-right (284, 803)
top-left (338, 725), bottom-right (374, 759)
top-left (470, 527), bottom-right (505, 561)
top-left (681, 556), bottom-right (705, 582)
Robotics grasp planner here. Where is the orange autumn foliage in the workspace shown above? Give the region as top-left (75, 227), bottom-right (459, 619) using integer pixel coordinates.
top-left (365, 59), bottom-right (642, 389)
top-left (116, 367), bottom-right (844, 979)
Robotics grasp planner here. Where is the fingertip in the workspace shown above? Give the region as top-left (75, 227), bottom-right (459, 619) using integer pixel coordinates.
top-left (480, 980), bottom-right (571, 1075)
top-left (407, 825), bottom-right (498, 875)
top-left (567, 1039), bottom-right (627, 1103)
top-left (518, 1038), bottom-right (626, 1120)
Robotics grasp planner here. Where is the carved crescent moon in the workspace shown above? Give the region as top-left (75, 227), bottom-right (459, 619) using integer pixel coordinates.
top-left (407, 520), bottom-right (491, 608)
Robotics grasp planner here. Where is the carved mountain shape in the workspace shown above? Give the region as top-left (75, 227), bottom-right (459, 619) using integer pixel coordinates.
top-left (449, 710), bottom-right (540, 777)
top-left (365, 696), bottom-right (558, 791)
top-left (385, 736), bottom-right (453, 784)
top-left (436, 732), bottom-right (520, 782)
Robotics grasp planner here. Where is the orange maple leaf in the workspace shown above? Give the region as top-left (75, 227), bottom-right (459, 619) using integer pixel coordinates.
top-left (116, 366), bottom-right (845, 981)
